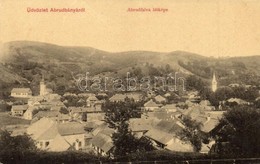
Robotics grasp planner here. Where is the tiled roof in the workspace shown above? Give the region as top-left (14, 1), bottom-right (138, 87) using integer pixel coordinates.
top-left (87, 96), bottom-right (98, 101)
top-left (109, 93), bottom-right (142, 101)
top-left (144, 100), bottom-right (159, 107)
top-left (90, 133), bottom-right (113, 153)
top-left (129, 118), bottom-right (151, 132)
top-left (47, 134), bottom-right (71, 151)
top-left (145, 129), bottom-right (173, 145)
top-left (109, 94), bottom-right (126, 101)
top-left (155, 120), bottom-right (184, 134)
top-left (58, 122), bottom-right (85, 136)
top-left (162, 104), bottom-right (177, 110)
top-left (154, 95), bottom-right (166, 102)
top-left (201, 118), bottom-right (220, 133)
top-left (11, 88), bottom-right (32, 93)
top-left (227, 98), bottom-right (247, 104)
top-left (33, 111), bottom-right (60, 119)
top-left (68, 107), bottom-right (101, 113)
top-left (37, 123), bottom-right (59, 140)
top-left (27, 117), bottom-right (56, 140)
top-left (165, 138), bottom-right (193, 152)
top-left (11, 105), bottom-right (28, 111)
top-left (27, 118), bottom-right (85, 140)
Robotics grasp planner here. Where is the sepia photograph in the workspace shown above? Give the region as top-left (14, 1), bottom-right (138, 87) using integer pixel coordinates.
top-left (0, 0), bottom-right (260, 163)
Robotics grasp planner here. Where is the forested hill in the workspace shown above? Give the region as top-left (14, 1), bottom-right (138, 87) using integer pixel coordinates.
top-left (0, 41), bottom-right (260, 96)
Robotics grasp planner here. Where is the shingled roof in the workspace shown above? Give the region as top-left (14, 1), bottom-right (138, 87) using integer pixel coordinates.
top-left (11, 88), bottom-right (32, 94)
top-left (145, 129), bottom-right (174, 145)
top-left (11, 105), bottom-right (28, 111)
top-left (27, 118), bottom-right (85, 141)
top-left (91, 133), bottom-right (114, 153)
top-left (58, 122), bottom-right (85, 136)
top-left (144, 99), bottom-right (159, 108)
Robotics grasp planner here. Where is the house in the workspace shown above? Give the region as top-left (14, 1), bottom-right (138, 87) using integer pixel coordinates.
top-left (97, 92), bottom-right (108, 98)
top-left (145, 110), bottom-right (181, 120)
top-left (63, 92), bottom-right (77, 97)
top-left (109, 94), bottom-right (126, 102)
top-left (90, 124), bottom-right (114, 157)
top-left (11, 105), bottom-right (28, 116)
top-left (68, 107), bottom-right (103, 121)
top-left (227, 98), bottom-right (248, 105)
top-left (165, 137), bottom-right (194, 152)
top-left (199, 100), bottom-right (211, 106)
top-left (164, 93), bottom-right (171, 97)
top-left (200, 141), bottom-right (216, 154)
top-left (155, 120), bottom-right (184, 134)
top-left (127, 93), bottom-right (143, 102)
top-left (161, 104), bottom-right (177, 112)
top-left (86, 95), bottom-right (99, 107)
top-left (154, 95), bottom-right (166, 103)
top-left (27, 117), bottom-right (85, 151)
top-left (91, 133), bottom-right (114, 157)
top-left (28, 96), bottom-right (43, 106)
top-left (143, 119), bottom-right (193, 152)
top-left (23, 106), bottom-right (38, 120)
top-left (11, 88), bottom-right (32, 98)
top-left (143, 99), bottom-right (160, 111)
top-left (40, 100), bottom-right (66, 111)
top-left (109, 93), bottom-right (142, 102)
top-left (129, 118), bottom-right (152, 138)
top-left (31, 110), bottom-right (61, 123)
top-left (145, 129), bottom-right (193, 152)
top-left (183, 91), bottom-right (201, 103)
top-left (3, 124), bottom-right (29, 136)
top-left (228, 83), bottom-right (240, 87)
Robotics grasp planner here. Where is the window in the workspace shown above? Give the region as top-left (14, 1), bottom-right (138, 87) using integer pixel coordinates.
top-left (78, 141), bottom-right (82, 147)
top-left (45, 141), bottom-right (49, 147)
top-left (40, 142), bottom-right (43, 147)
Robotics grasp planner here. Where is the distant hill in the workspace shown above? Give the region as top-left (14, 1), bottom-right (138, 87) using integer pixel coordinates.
top-left (0, 41), bottom-right (260, 97)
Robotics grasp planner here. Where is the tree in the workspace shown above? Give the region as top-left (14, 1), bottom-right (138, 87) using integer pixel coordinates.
top-left (0, 130), bottom-right (37, 153)
top-left (102, 98), bottom-right (153, 157)
top-left (178, 116), bottom-right (204, 152)
top-left (213, 106), bottom-right (260, 156)
top-left (102, 98), bottom-right (143, 128)
top-left (186, 75), bottom-right (205, 91)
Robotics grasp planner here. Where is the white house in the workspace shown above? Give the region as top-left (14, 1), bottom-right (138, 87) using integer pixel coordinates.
top-left (11, 105), bottom-right (28, 116)
top-left (27, 117), bottom-right (85, 151)
top-left (11, 88), bottom-right (32, 98)
top-left (154, 95), bottom-right (166, 103)
top-left (143, 99), bottom-right (160, 111)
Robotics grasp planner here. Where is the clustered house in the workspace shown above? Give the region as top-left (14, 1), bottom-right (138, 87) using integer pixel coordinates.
top-left (5, 73), bottom-right (229, 156)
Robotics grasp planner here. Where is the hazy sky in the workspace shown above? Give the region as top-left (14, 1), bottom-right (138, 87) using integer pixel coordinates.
top-left (1, 0), bottom-right (260, 57)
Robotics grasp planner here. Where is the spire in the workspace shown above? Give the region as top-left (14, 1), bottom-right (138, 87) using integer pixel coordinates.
top-left (41, 74), bottom-right (45, 82)
top-left (213, 72), bottom-right (216, 82)
top-left (212, 72), bottom-right (217, 92)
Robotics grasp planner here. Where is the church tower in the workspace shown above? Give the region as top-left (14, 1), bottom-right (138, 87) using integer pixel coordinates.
top-left (40, 75), bottom-right (46, 96)
top-left (212, 72), bottom-right (217, 92)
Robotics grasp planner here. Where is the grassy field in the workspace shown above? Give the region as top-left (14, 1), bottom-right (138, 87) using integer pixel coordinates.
top-left (0, 112), bottom-right (30, 128)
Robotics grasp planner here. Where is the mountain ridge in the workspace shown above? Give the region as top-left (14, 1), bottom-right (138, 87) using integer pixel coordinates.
top-left (0, 41), bottom-right (260, 97)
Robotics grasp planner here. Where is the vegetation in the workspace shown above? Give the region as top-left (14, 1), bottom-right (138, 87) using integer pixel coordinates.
top-left (199, 86), bottom-right (259, 108)
top-left (178, 116), bottom-right (204, 152)
top-left (102, 98), bottom-right (154, 158)
top-left (213, 105), bottom-right (260, 157)
top-left (0, 112), bottom-right (30, 127)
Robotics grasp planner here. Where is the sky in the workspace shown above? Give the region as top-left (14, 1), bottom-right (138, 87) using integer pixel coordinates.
top-left (0, 0), bottom-right (260, 57)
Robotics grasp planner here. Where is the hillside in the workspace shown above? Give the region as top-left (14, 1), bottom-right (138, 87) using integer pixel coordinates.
top-left (0, 41), bottom-right (260, 97)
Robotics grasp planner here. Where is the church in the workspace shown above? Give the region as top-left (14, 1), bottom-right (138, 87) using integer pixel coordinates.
top-left (212, 72), bottom-right (217, 92)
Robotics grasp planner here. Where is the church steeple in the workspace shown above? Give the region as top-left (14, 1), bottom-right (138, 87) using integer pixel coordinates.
top-left (40, 74), bottom-right (46, 96)
top-left (212, 72), bottom-right (217, 92)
